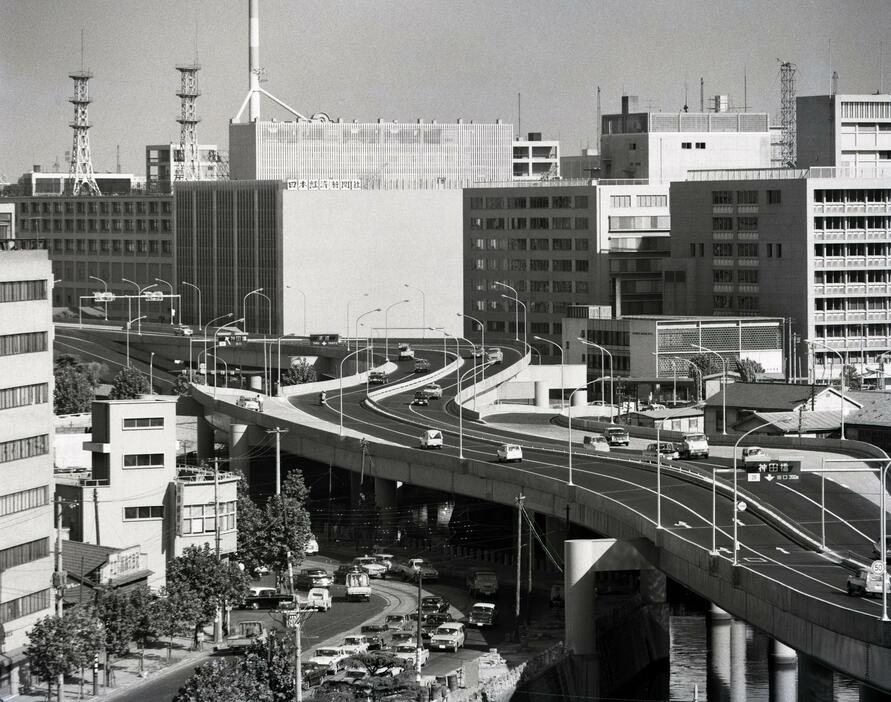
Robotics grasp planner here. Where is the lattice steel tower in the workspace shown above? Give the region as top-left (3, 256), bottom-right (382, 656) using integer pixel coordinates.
top-left (175, 64), bottom-right (201, 182)
top-left (68, 70), bottom-right (101, 195)
top-left (779, 61), bottom-right (797, 167)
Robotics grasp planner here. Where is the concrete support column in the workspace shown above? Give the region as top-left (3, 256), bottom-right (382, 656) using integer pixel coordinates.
top-left (638, 568), bottom-right (667, 604)
top-left (349, 471), bottom-right (365, 508)
top-left (374, 477), bottom-right (397, 530)
top-left (730, 619), bottom-right (747, 702)
top-left (564, 539), bottom-right (600, 699)
top-left (249, 375), bottom-right (262, 391)
top-left (229, 422), bottom-right (251, 481)
top-left (571, 389), bottom-right (587, 407)
top-left (534, 381), bottom-right (549, 408)
top-left (797, 653), bottom-right (834, 702)
top-left (769, 639), bottom-right (797, 702)
top-left (196, 415), bottom-right (214, 462)
top-left (707, 604), bottom-right (732, 702)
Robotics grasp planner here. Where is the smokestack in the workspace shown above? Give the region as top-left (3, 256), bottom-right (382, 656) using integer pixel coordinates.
top-left (249, 0), bottom-right (260, 121)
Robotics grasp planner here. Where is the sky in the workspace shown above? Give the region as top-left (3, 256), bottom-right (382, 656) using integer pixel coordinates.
top-left (2, 0), bottom-right (891, 178)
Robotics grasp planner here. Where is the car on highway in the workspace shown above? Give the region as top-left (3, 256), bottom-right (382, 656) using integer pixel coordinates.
top-left (677, 433), bottom-right (709, 459)
top-left (583, 435), bottom-right (610, 453)
top-left (385, 613), bottom-right (413, 631)
top-left (487, 347), bottom-right (504, 364)
top-left (603, 426), bottom-right (630, 446)
top-left (372, 552), bottom-right (396, 572)
top-left (414, 358), bottom-right (430, 373)
top-left (429, 623), bottom-right (466, 652)
top-left (393, 557), bottom-right (439, 582)
top-left (368, 370), bottom-right (389, 384)
top-left (237, 395), bottom-right (262, 411)
top-left (397, 343), bottom-right (415, 360)
top-left (421, 383), bottom-right (443, 399)
top-left (388, 631), bottom-right (417, 648)
top-left (360, 622), bottom-right (390, 637)
top-left (352, 556), bottom-right (387, 579)
top-left (295, 568), bottom-right (333, 589)
top-left (846, 567), bottom-right (891, 597)
top-left (392, 643), bottom-right (428, 667)
top-left (419, 429), bottom-right (443, 449)
top-left (173, 325), bottom-right (193, 336)
top-left (239, 587), bottom-right (290, 610)
top-left (421, 612), bottom-right (454, 641)
top-left (420, 595), bottom-right (450, 615)
top-left (341, 635), bottom-right (370, 655)
top-left (309, 647), bottom-right (348, 675)
top-left (466, 569), bottom-right (499, 597)
top-left (873, 536), bottom-right (891, 563)
top-left (642, 442), bottom-right (680, 462)
top-left (468, 602), bottom-right (498, 628)
top-left (412, 391), bottom-right (429, 406)
top-left (334, 564), bottom-right (364, 584)
top-left (741, 446), bottom-right (770, 463)
top-left (497, 443), bottom-right (523, 462)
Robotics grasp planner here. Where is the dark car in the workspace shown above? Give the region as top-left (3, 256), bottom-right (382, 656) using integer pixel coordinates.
top-left (360, 622), bottom-right (389, 637)
top-left (295, 568), bottom-right (332, 589)
top-left (467, 602), bottom-right (498, 628)
top-left (301, 662), bottom-right (328, 689)
top-left (420, 595), bottom-right (450, 615)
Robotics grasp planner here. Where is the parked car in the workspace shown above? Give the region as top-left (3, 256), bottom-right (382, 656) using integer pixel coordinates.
top-left (392, 643), bottom-right (428, 666)
top-left (677, 433), bottom-right (709, 459)
top-left (497, 443), bottom-right (523, 462)
top-left (603, 426), bottom-right (630, 446)
top-left (341, 635), bottom-right (370, 655)
top-left (397, 343), bottom-right (415, 360)
top-left (385, 613), bottom-right (412, 631)
top-left (240, 587), bottom-right (290, 610)
top-left (466, 570), bottom-right (499, 597)
top-left (429, 623), bottom-right (465, 652)
top-left (642, 442), bottom-right (679, 462)
top-left (413, 358), bottom-right (430, 373)
top-left (412, 392), bottom-right (429, 406)
top-left (468, 602), bottom-right (498, 628)
top-left (583, 435), bottom-right (610, 453)
top-left (309, 647), bottom-right (348, 675)
top-left (421, 383), bottom-right (443, 399)
top-left (173, 325), bottom-right (193, 336)
top-left (368, 370), bottom-right (389, 384)
top-left (237, 395), bottom-right (262, 411)
top-left (419, 429), bottom-right (443, 449)
top-left (295, 568), bottom-right (333, 589)
top-left (352, 556), bottom-right (387, 579)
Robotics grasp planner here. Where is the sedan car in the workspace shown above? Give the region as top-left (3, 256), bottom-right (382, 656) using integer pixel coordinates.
top-left (352, 556), bottom-right (387, 578)
top-left (334, 564), bottom-right (364, 584)
top-left (385, 613), bottom-right (412, 631)
top-left (583, 435), bottom-right (610, 453)
top-left (497, 443), bottom-right (523, 463)
top-left (421, 613), bottom-right (453, 640)
top-left (340, 635), bottom-right (370, 655)
top-left (422, 384), bottom-right (443, 399)
top-left (295, 568), bottom-right (332, 589)
top-left (388, 631), bottom-right (417, 648)
top-left (308, 647), bottom-right (347, 675)
top-left (468, 602), bottom-right (498, 628)
top-left (420, 595), bottom-right (450, 615)
top-left (429, 623), bottom-right (465, 652)
top-left (392, 644), bottom-right (428, 666)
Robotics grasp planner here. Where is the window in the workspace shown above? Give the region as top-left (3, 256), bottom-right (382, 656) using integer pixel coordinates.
top-left (628, 143), bottom-right (637, 151)
top-left (509, 259), bottom-right (527, 271)
top-left (712, 217), bottom-right (733, 231)
top-left (576, 280), bottom-right (589, 293)
top-left (690, 243), bottom-right (697, 256)
top-left (0, 435), bottom-right (48, 464)
top-left (485, 197), bottom-right (504, 209)
top-left (0, 589), bottom-right (50, 624)
top-left (574, 237), bottom-right (589, 251)
top-left (123, 506), bottom-right (164, 520)
top-left (508, 238), bottom-right (527, 250)
top-left (530, 281), bottom-right (550, 292)
top-left (575, 260), bottom-right (589, 272)
top-left (737, 191), bottom-right (758, 205)
top-left (574, 217), bottom-right (589, 229)
top-left (552, 238), bottom-right (572, 251)
top-left (470, 218), bottom-right (483, 230)
top-left (471, 259), bottom-right (485, 271)
top-left (713, 295), bottom-right (732, 309)
top-left (0, 332), bottom-right (47, 357)
top-left (610, 195), bottom-right (631, 208)
top-left (552, 260), bottom-right (572, 272)
top-left (738, 217), bottom-right (758, 231)
top-left (552, 196), bottom-right (572, 208)
top-left (552, 217), bottom-right (572, 230)
top-left (738, 270), bottom-right (759, 284)
top-left (123, 453), bottom-right (164, 468)
top-left (0, 486), bottom-right (48, 517)
top-left (0, 538), bottom-right (49, 571)
top-left (696, 142), bottom-right (706, 149)
top-left (529, 238), bottom-right (549, 251)
top-left (637, 194), bottom-right (667, 208)
top-left (776, 243), bottom-right (782, 257)
top-left (508, 197), bottom-right (527, 209)
top-left (161, 240), bottom-right (172, 254)
top-left (681, 142), bottom-right (692, 149)
top-left (767, 190), bottom-right (782, 204)
top-left (713, 270), bottom-right (733, 283)
top-left (181, 501), bottom-right (237, 535)
top-left (553, 281), bottom-right (572, 293)
top-left (738, 243), bottom-right (758, 257)
top-left (0, 383), bottom-right (49, 410)
top-left (530, 260), bottom-right (549, 272)
top-left (123, 417), bottom-right (164, 429)
top-left (470, 238), bottom-right (485, 250)
top-left (713, 243), bottom-right (733, 256)
top-left (712, 191), bottom-right (733, 205)
top-left (530, 218), bottom-right (549, 230)
top-left (508, 218), bottom-right (527, 230)
top-left (738, 296), bottom-right (758, 310)
top-left (530, 322), bottom-right (550, 334)
top-left (469, 197), bottom-right (483, 209)
top-left (529, 197), bottom-right (549, 209)
top-left (574, 196), bottom-right (589, 208)
top-left (0, 280), bottom-right (46, 303)
top-left (485, 218), bottom-right (505, 230)
top-left (699, 243), bottom-right (705, 256)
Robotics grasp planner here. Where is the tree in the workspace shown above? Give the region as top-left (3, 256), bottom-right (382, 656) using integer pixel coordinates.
top-left (94, 586), bottom-right (139, 681)
top-left (109, 366), bottom-right (150, 399)
top-left (165, 545), bottom-right (251, 648)
top-left (54, 364), bottom-right (95, 414)
top-left (281, 359), bottom-right (317, 386)
top-left (689, 353), bottom-right (724, 400)
top-left (151, 589), bottom-right (198, 663)
top-left (26, 606), bottom-right (102, 701)
top-left (839, 364), bottom-right (863, 391)
top-left (128, 584), bottom-right (159, 671)
top-left (735, 358), bottom-right (764, 383)
top-left (235, 475), bottom-right (268, 577)
top-left (173, 658), bottom-right (249, 702)
top-left (173, 370), bottom-right (198, 396)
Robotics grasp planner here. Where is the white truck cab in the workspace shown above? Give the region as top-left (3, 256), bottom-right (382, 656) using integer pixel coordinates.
top-left (678, 433), bottom-right (709, 459)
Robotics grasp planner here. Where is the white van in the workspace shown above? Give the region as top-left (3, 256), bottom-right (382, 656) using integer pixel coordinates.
top-left (642, 441), bottom-right (679, 462)
top-left (419, 429), bottom-right (443, 449)
top-left (497, 443), bottom-right (523, 462)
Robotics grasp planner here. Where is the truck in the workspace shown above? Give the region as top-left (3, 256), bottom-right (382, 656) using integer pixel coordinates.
top-left (218, 620), bottom-right (266, 651)
top-left (677, 433), bottom-right (709, 459)
top-left (466, 569), bottom-right (499, 597)
top-left (345, 571), bottom-right (371, 602)
top-left (298, 587), bottom-right (332, 612)
top-left (846, 568), bottom-right (891, 597)
top-left (413, 358), bottom-right (430, 373)
top-left (603, 426), bottom-right (630, 447)
top-left (397, 343), bottom-right (415, 360)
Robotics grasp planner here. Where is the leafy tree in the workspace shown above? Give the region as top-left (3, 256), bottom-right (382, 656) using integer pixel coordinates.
top-left (151, 588), bottom-right (198, 663)
top-left (281, 359), bottom-right (317, 386)
top-left (172, 658), bottom-right (247, 702)
top-left (165, 545), bottom-right (251, 648)
top-left (838, 364), bottom-right (863, 391)
top-left (94, 586), bottom-right (139, 679)
top-left (128, 584), bottom-right (159, 671)
top-left (735, 358), bottom-right (764, 383)
top-left (235, 475), bottom-right (268, 577)
top-left (173, 370), bottom-right (198, 396)
top-left (54, 364), bottom-right (95, 414)
top-left (689, 353), bottom-right (724, 400)
top-left (26, 606), bottom-right (102, 701)
top-left (109, 366), bottom-right (151, 399)
top-left (79, 360), bottom-right (106, 388)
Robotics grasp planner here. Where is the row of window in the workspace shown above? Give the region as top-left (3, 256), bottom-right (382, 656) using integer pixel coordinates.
top-left (713, 295), bottom-right (759, 310)
top-left (0, 280), bottom-right (46, 303)
top-left (609, 195), bottom-right (668, 208)
top-left (0, 332), bottom-right (47, 357)
top-left (815, 243), bottom-right (891, 257)
top-left (0, 383), bottom-right (49, 411)
top-left (814, 216), bottom-right (891, 230)
top-left (817, 324), bottom-right (891, 337)
top-left (680, 142), bottom-right (707, 150)
top-left (814, 188), bottom-right (891, 203)
top-left (713, 270), bottom-right (759, 283)
top-left (816, 298), bottom-right (891, 311)
top-left (475, 259), bottom-right (590, 273)
top-left (52, 238), bottom-right (174, 255)
top-left (0, 434), bottom-right (49, 464)
top-left (123, 453), bottom-right (165, 469)
top-left (816, 271), bottom-right (891, 284)
top-left (181, 501), bottom-right (237, 535)
top-left (0, 486), bottom-right (48, 517)
top-left (123, 417), bottom-right (164, 429)
top-left (690, 243), bottom-right (784, 258)
top-left (124, 505), bottom-right (164, 520)
top-left (22, 219), bottom-right (172, 234)
top-left (0, 588), bottom-right (50, 624)
top-left (0, 538), bottom-right (49, 572)
top-left (468, 195), bottom-right (589, 210)
top-left (473, 300), bottom-right (575, 315)
top-left (713, 190), bottom-right (781, 205)
top-left (712, 216), bottom-right (759, 231)
top-left (609, 215), bottom-right (670, 231)
top-left (581, 330), bottom-right (631, 347)
top-left (470, 237), bottom-right (589, 251)
top-left (470, 217), bottom-right (590, 231)
top-left (21, 199), bottom-right (172, 216)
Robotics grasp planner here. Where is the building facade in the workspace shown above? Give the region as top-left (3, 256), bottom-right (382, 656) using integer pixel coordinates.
top-left (145, 144), bottom-right (227, 194)
top-left (600, 96), bottom-right (772, 183)
top-left (0, 250), bottom-right (55, 695)
top-left (512, 133), bottom-right (560, 180)
top-left (664, 168), bottom-right (891, 382)
top-left (797, 94), bottom-right (891, 171)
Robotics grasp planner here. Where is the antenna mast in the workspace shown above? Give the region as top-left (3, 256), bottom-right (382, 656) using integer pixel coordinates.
top-left (68, 32), bottom-right (101, 196)
top-left (175, 62), bottom-right (202, 182)
top-left (779, 61), bottom-right (797, 167)
top-left (595, 86), bottom-right (601, 147)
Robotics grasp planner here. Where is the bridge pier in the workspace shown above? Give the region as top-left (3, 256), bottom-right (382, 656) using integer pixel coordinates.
top-left (769, 639), bottom-right (797, 702)
top-left (534, 381), bottom-right (550, 408)
top-left (196, 415), bottom-right (214, 462)
top-left (797, 653), bottom-right (834, 702)
top-left (565, 539), bottom-right (600, 698)
top-left (229, 422), bottom-right (252, 480)
top-left (707, 604), bottom-right (732, 702)
top-left (731, 619), bottom-right (747, 702)
top-left (374, 477), bottom-right (397, 531)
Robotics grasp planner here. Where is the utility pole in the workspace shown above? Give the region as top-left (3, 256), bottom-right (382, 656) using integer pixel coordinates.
top-left (515, 493), bottom-right (525, 633)
top-left (214, 459), bottom-right (221, 557)
top-left (294, 611), bottom-right (303, 702)
top-left (526, 508), bottom-right (533, 624)
top-left (266, 427), bottom-right (289, 495)
top-left (54, 498), bottom-right (66, 702)
top-left (93, 488), bottom-right (100, 545)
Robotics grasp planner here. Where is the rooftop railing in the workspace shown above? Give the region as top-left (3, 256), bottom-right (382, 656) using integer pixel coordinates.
top-left (687, 166), bottom-right (891, 181)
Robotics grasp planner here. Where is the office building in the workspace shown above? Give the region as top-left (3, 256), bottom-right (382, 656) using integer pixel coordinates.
top-left (512, 133), bottom-right (560, 180)
top-left (0, 250), bottom-right (55, 696)
top-left (146, 143), bottom-right (227, 193)
top-left (600, 96), bottom-right (773, 183)
top-left (57, 397), bottom-right (238, 586)
top-left (560, 149), bottom-right (600, 179)
top-left (15, 171), bottom-right (145, 197)
top-left (663, 168), bottom-right (891, 382)
top-left (797, 94), bottom-right (891, 171)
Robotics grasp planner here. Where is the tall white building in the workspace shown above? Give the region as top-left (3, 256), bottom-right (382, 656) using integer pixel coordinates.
top-left (797, 94), bottom-right (891, 171)
top-left (145, 143), bottom-right (226, 193)
top-left (0, 250), bottom-right (55, 696)
top-left (600, 96), bottom-right (773, 183)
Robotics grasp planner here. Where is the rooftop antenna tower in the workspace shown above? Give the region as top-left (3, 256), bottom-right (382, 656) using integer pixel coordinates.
top-left (831, 70), bottom-right (839, 96)
top-left (68, 30), bottom-right (101, 196)
top-left (779, 60), bottom-right (797, 167)
top-left (595, 86), bottom-right (601, 145)
top-left (175, 61), bottom-right (201, 182)
top-left (115, 145), bottom-right (120, 173)
top-left (700, 77), bottom-right (704, 112)
top-left (683, 77), bottom-right (689, 112)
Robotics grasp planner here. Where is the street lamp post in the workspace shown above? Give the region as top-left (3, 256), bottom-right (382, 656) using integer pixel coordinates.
top-left (346, 293), bottom-right (369, 351)
top-left (807, 338), bottom-right (846, 439)
top-left (384, 299), bottom-right (409, 361)
top-left (579, 338), bottom-right (614, 418)
top-left (458, 312), bottom-right (486, 381)
top-left (181, 281), bottom-right (202, 331)
top-left (125, 315), bottom-right (147, 367)
top-left (242, 288), bottom-right (264, 335)
top-left (354, 309), bottom-right (381, 374)
top-left (404, 284), bottom-right (426, 339)
top-left (154, 277), bottom-right (175, 325)
top-left (691, 343), bottom-right (727, 435)
top-left (494, 281), bottom-right (520, 341)
top-left (88, 275), bottom-right (108, 320)
top-left (122, 278), bottom-right (157, 335)
top-left (339, 347), bottom-right (366, 436)
top-left (203, 313), bottom-right (234, 383)
top-left (149, 352), bottom-right (155, 393)
top-left (534, 336), bottom-right (564, 408)
top-left (413, 563), bottom-right (424, 688)
top-left (500, 293), bottom-right (527, 350)
top-left (673, 356), bottom-right (702, 402)
top-left (730, 420), bottom-right (775, 565)
top-left (881, 457), bottom-right (891, 622)
top-left (567, 379), bottom-right (601, 487)
top-left (434, 329), bottom-right (466, 458)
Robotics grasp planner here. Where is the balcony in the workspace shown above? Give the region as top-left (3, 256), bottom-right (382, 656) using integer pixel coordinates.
top-left (813, 284), bottom-right (868, 295)
top-left (813, 202), bottom-right (891, 214)
top-left (737, 205), bottom-right (759, 214)
top-left (814, 256), bottom-right (868, 269)
top-left (713, 284), bottom-right (733, 293)
top-left (813, 229), bottom-right (891, 242)
top-left (712, 232), bottom-right (733, 240)
top-left (738, 231), bottom-right (759, 240)
top-left (737, 258), bottom-right (760, 267)
top-left (176, 465), bottom-right (237, 484)
top-left (712, 205), bottom-right (734, 214)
